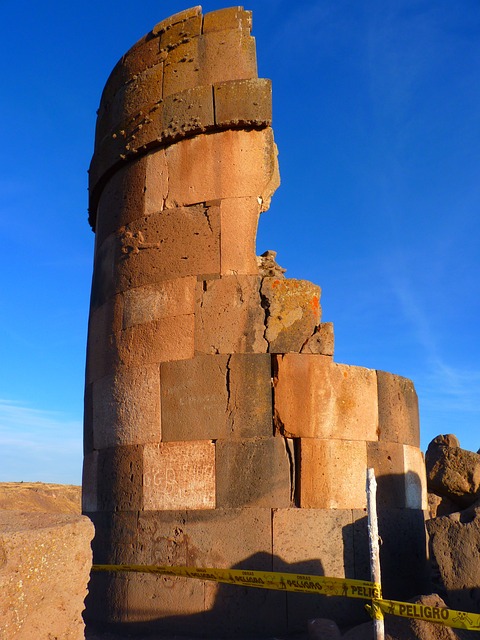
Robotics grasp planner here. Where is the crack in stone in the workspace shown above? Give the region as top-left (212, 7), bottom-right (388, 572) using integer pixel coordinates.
top-left (225, 354), bottom-right (234, 433)
top-left (259, 277), bottom-right (271, 350)
top-left (283, 437), bottom-right (296, 505)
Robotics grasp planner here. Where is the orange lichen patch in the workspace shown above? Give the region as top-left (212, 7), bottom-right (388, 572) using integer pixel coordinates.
top-left (310, 295), bottom-right (319, 311)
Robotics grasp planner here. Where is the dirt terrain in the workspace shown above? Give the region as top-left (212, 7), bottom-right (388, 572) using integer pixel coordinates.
top-left (0, 481), bottom-right (82, 513)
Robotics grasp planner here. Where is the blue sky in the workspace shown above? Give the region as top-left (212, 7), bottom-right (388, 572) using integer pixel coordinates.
top-left (1, 0), bottom-right (479, 484)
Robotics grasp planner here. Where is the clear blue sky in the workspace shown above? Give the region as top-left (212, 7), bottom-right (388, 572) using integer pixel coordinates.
top-left (1, 1), bottom-right (479, 484)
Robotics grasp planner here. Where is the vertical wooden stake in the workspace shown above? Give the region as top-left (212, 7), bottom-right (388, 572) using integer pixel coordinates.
top-left (366, 468), bottom-right (385, 640)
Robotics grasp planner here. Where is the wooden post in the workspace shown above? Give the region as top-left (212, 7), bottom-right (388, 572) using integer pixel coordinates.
top-left (366, 467), bottom-right (385, 640)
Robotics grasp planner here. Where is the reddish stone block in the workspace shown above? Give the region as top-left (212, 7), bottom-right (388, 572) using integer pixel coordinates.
top-left (377, 370), bottom-right (420, 446)
top-left (160, 355), bottom-right (229, 441)
top-left (261, 278), bottom-right (321, 353)
top-left (143, 441), bottom-right (216, 510)
top-left (273, 354), bottom-right (378, 441)
top-left (195, 275), bottom-right (267, 354)
top-left (161, 85), bottom-right (215, 143)
top-left (164, 129), bottom-right (279, 208)
top-left (299, 439), bottom-right (368, 509)
top-left (144, 149), bottom-right (168, 216)
top-left (92, 363), bottom-right (161, 449)
top-left (214, 78), bottom-right (271, 128)
top-left (201, 30), bottom-right (257, 85)
top-left (157, 12), bottom-right (202, 51)
top-left (98, 63), bottom-right (164, 141)
top-left (96, 445), bottom-right (144, 511)
top-left (122, 277), bottom-right (196, 328)
top-left (162, 38), bottom-right (201, 97)
top-left (115, 314), bottom-right (195, 366)
top-left (219, 197), bottom-right (261, 275)
top-left (403, 444), bottom-right (428, 509)
top-left (203, 7), bottom-right (252, 34)
top-left (95, 155), bottom-right (148, 245)
top-left (115, 203), bottom-right (221, 289)
top-left (152, 6), bottom-right (202, 37)
top-left (300, 322), bottom-right (335, 356)
top-left (366, 441), bottom-right (406, 508)
top-left (216, 437), bottom-right (291, 508)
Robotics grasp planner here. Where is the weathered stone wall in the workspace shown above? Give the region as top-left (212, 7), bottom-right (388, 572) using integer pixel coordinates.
top-left (83, 6), bottom-right (429, 636)
top-left (0, 511), bottom-right (94, 640)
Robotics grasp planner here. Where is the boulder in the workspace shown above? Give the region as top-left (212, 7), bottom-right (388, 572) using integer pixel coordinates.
top-left (426, 507), bottom-right (480, 614)
top-left (426, 436), bottom-right (480, 507)
top-left (428, 492), bottom-right (462, 519)
top-left (0, 511), bottom-right (94, 640)
top-left (308, 618), bottom-right (342, 639)
top-left (343, 594), bottom-right (468, 639)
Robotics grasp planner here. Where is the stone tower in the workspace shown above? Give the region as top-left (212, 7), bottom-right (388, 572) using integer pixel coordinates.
top-left (83, 6), bottom-right (429, 636)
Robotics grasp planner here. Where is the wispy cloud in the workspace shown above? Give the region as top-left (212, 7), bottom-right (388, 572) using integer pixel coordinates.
top-left (389, 274), bottom-right (480, 451)
top-left (0, 399), bottom-right (82, 484)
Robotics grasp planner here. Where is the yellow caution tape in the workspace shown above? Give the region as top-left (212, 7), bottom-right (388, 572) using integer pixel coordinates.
top-left (374, 598), bottom-right (480, 632)
top-left (91, 564), bottom-right (480, 631)
top-left (92, 564), bottom-right (381, 600)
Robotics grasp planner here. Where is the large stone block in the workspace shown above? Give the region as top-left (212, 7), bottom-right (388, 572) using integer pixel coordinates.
top-left (200, 29), bottom-right (257, 86)
top-left (299, 439), bottom-right (368, 509)
top-left (136, 510), bottom-right (188, 565)
top-left (203, 7), bottom-right (252, 34)
top-left (195, 275), bottom-right (267, 354)
top-left (0, 512), bottom-right (94, 640)
top-left (98, 62), bottom-right (164, 142)
top-left (353, 508), bottom-right (429, 601)
top-left (226, 353), bottom-right (273, 438)
top-left (143, 148), bottom-right (168, 216)
top-left (87, 510), bottom-right (139, 565)
top-left (261, 278), bottom-right (321, 353)
top-left (96, 445), bottom-right (144, 511)
top-left (366, 440), bottom-right (406, 508)
top-left (216, 437), bottom-right (291, 508)
top-left (377, 370), bottom-right (420, 446)
top-left (92, 363), bottom-right (161, 449)
top-left (122, 277), bottom-right (196, 328)
top-left (114, 313), bottom-right (195, 366)
top-left (95, 155), bottom-right (148, 244)
top-left (161, 353), bottom-right (273, 441)
top-left (300, 321), bottom-right (335, 356)
top-left (164, 129), bottom-right (278, 208)
top-left (115, 203), bottom-right (221, 288)
top-left (82, 450), bottom-right (98, 512)
top-left (86, 296), bottom-right (123, 384)
top-left (162, 37), bottom-right (202, 97)
top-left (160, 355), bottom-right (229, 441)
top-left (273, 508), bottom-right (366, 630)
top-left (273, 354), bottom-right (378, 441)
top-left (143, 441), bottom-right (216, 510)
top-left (161, 84), bottom-right (215, 143)
top-left (219, 196), bottom-right (261, 275)
top-left (214, 78), bottom-right (272, 128)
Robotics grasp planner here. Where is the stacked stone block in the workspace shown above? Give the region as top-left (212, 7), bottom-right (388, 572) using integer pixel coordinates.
top-left (83, 6), bottom-right (429, 636)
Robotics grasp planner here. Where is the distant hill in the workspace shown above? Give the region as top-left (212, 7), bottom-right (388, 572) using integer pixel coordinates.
top-left (0, 482), bottom-right (81, 513)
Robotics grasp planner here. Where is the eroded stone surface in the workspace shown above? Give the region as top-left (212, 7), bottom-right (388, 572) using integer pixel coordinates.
top-left (0, 512), bottom-right (93, 640)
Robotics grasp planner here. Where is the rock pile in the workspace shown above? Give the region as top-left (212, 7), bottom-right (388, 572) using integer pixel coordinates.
top-left (425, 435), bottom-right (480, 616)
